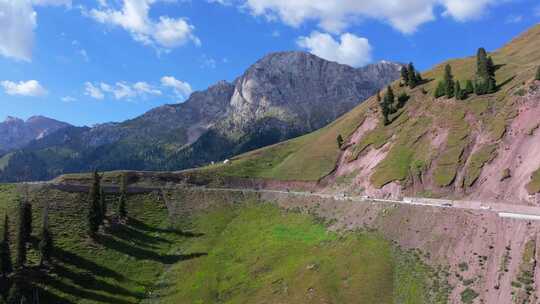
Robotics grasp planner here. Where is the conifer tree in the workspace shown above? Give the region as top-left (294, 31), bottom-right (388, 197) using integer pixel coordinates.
top-left (477, 48), bottom-right (489, 79)
top-left (400, 67), bottom-right (409, 85)
top-left (397, 92), bottom-right (409, 108)
top-left (434, 81), bottom-right (446, 98)
top-left (0, 215), bottom-right (12, 277)
top-left (100, 187), bottom-right (107, 222)
top-left (15, 202), bottom-right (27, 269)
top-left (39, 206), bottom-right (53, 267)
top-left (22, 203), bottom-right (31, 244)
top-left (535, 66), bottom-right (540, 81)
top-left (465, 80), bottom-right (474, 95)
top-left (475, 48), bottom-right (497, 94)
top-left (455, 81), bottom-right (466, 100)
top-left (407, 63), bottom-right (418, 88)
top-left (87, 170), bottom-right (102, 238)
top-left (443, 64), bottom-right (455, 98)
top-left (336, 134), bottom-right (344, 149)
top-left (118, 174), bottom-right (128, 219)
top-left (487, 57), bottom-right (495, 77)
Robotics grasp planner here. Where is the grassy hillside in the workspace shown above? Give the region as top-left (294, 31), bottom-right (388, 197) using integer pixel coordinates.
top-left (205, 24), bottom-right (540, 196)
top-left (147, 203), bottom-right (448, 304)
top-left (0, 185), bottom-right (187, 303)
top-left (0, 185), bottom-right (447, 303)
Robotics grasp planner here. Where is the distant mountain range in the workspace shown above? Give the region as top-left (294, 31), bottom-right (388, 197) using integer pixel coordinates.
top-left (0, 116), bottom-right (70, 153)
top-left (0, 51), bottom-right (402, 182)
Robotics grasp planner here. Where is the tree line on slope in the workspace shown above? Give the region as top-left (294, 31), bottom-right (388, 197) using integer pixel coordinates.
top-left (434, 48), bottom-right (497, 100)
top-left (0, 197), bottom-right (52, 303)
top-left (0, 172), bottom-right (130, 303)
top-left (87, 170), bottom-right (128, 239)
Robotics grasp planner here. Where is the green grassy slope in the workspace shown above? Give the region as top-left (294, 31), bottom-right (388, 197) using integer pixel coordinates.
top-left (205, 24), bottom-right (540, 190)
top-left (0, 185), bottom-right (188, 303)
top-left (150, 203), bottom-right (447, 304)
top-left (0, 186), bottom-right (447, 303)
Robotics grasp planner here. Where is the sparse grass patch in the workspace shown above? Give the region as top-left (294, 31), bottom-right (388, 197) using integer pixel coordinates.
top-left (460, 288), bottom-right (479, 304)
top-left (526, 167), bottom-right (540, 194)
top-left (463, 144), bottom-right (498, 187)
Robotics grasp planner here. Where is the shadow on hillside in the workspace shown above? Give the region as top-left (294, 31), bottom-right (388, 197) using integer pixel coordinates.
top-left (98, 233), bottom-right (207, 264)
top-left (26, 266), bottom-right (134, 304)
top-left (109, 222), bottom-right (173, 249)
top-left (52, 263), bottom-right (143, 299)
top-left (43, 275), bottom-right (134, 304)
top-left (128, 217), bottom-right (205, 238)
top-left (498, 75), bottom-right (516, 89)
top-left (54, 248), bottom-right (125, 280)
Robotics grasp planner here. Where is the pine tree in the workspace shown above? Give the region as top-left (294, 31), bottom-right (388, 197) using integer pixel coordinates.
top-left (455, 81), bottom-right (466, 100)
top-left (535, 66), bottom-right (540, 81)
top-left (22, 202), bottom-right (31, 244)
top-left (100, 187), bottom-right (107, 222)
top-left (336, 134), bottom-right (344, 149)
top-left (400, 66), bottom-right (409, 86)
top-left (443, 64), bottom-right (455, 98)
top-left (434, 81), bottom-right (446, 98)
top-left (397, 92), bottom-right (409, 108)
top-left (0, 215), bottom-right (12, 277)
top-left (407, 63), bottom-right (418, 88)
top-left (87, 170), bottom-right (102, 238)
top-left (487, 57), bottom-right (495, 77)
top-left (118, 174), bottom-right (128, 219)
top-left (465, 80), bottom-right (474, 95)
top-left (39, 206), bottom-right (53, 267)
top-left (15, 202), bottom-right (27, 269)
top-left (477, 48), bottom-right (489, 79)
top-left (476, 48), bottom-right (497, 95)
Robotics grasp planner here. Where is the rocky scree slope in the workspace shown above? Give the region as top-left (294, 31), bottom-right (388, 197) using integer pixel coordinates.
top-left (0, 52), bottom-right (401, 182)
top-left (210, 25), bottom-right (540, 205)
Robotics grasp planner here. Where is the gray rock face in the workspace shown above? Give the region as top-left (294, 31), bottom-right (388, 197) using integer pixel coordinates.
top-left (0, 115), bottom-right (70, 152)
top-left (223, 52), bottom-right (402, 137)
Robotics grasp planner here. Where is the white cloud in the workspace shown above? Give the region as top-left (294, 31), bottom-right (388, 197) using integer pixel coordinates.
top-left (297, 31), bottom-right (372, 67)
top-left (133, 81), bottom-right (162, 95)
top-left (213, 0), bottom-right (507, 34)
top-left (61, 96), bottom-right (76, 102)
top-left (0, 1), bottom-right (36, 61)
top-left (84, 82), bottom-right (105, 100)
top-left (160, 76), bottom-right (192, 99)
top-left (1, 80), bottom-right (48, 97)
top-left (88, 0), bottom-right (200, 50)
top-left (85, 80), bottom-right (162, 100)
top-left (0, 0), bottom-right (71, 62)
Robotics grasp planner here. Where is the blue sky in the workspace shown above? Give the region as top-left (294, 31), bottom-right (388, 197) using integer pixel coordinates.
top-left (0, 0), bottom-right (539, 126)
